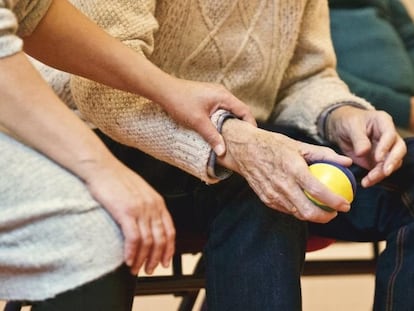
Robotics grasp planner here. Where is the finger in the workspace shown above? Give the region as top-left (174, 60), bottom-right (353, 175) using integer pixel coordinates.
top-left (382, 138), bottom-right (406, 176)
top-left (346, 127), bottom-right (372, 157)
top-left (302, 180), bottom-right (351, 213)
top-left (121, 218), bottom-right (140, 269)
top-left (373, 130), bottom-right (399, 162)
top-left (144, 219), bottom-right (166, 275)
top-left (131, 220), bottom-right (153, 275)
top-left (194, 117), bottom-right (226, 156)
top-left (161, 212), bottom-right (176, 267)
top-left (295, 190), bottom-right (339, 223)
top-left (303, 144), bottom-right (352, 167)
top-left (361, 162), bottom-right (385, 187)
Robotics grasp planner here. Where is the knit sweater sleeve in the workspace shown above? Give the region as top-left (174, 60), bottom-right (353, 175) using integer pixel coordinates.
top-left (272, 0), bottom-right (374, 140)
top-left (0, 2), bottom-right (22, 58)
top-left (69, 0), bottom-right (221, 184)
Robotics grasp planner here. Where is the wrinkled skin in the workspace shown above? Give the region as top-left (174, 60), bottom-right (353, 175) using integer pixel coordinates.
top-left (218, 106), bottom-right (406, 224)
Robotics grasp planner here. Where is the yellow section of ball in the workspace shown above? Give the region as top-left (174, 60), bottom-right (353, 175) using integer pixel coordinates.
top-left (306, 163), bottom-right (354, 205)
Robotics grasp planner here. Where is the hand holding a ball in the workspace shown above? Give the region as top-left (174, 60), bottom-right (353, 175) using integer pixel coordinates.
top-left (218, 124), bottom-right (355, 223)
top-left (305, 161), bottom-right (356, 212)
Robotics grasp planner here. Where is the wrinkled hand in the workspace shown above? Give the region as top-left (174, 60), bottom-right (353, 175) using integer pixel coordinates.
top-left (83, 158), bottom-right (176, 275)
top-left (161, 78), bottom-right (257, 156)
top-left (326, 106), bottom-right (407, 187)
top-left (219, 120), bottom-right (353, 223)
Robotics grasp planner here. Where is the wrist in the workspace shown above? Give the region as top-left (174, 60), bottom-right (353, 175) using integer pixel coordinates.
top-left (217, 118), bottom-right (256, 173)
top-left (318, 102), bottom-right (367, 142)
top-left (72, 142), bottom-right (121, 184)
top-left (206, 112), bottom-right (239, 179)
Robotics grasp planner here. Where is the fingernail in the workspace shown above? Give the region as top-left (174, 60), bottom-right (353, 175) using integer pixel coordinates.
top-left (214, 144), bottom-right (225, 156)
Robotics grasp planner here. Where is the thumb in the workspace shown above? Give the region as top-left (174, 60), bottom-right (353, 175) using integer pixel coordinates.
top-left (195, 118), bottom-right (226, 156)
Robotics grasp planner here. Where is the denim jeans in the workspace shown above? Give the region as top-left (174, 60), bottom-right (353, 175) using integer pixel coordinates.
top-left (96, 129), bottom-right (414, 311)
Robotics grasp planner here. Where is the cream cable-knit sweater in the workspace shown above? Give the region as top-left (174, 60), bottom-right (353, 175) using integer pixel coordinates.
top-left (61, 0), bottom-right (373, 183)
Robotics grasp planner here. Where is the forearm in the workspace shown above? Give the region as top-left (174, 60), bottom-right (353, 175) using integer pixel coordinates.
top-left (276, 0), bottom-right (373, 139)
top-left (71, 75), bottom-right (222, 183)
top-left (0, 52), bottom-right (118, 182)
top-left (23, 0), bottom-right (176, 106)
top-left (216, 118), bottom-right (259, 174)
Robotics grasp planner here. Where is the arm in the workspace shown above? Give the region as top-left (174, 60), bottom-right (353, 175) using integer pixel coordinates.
top-left (213, 1), bottom-right (402, 223)
top-left (24, 0), bottom-right (254, 163)
top-left (272, 0), bottom-right (374, 139)
top-left (55, 0), bottom-right (240, 183)
top-left (0, 51), bottom-right (175, 275)
top-left (276, 1), bottom-right (405, 189)
top-left (0, 2), bottom-right (174, 275)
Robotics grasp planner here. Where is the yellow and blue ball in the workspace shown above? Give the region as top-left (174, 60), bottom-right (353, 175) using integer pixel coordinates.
top-left (305, 161), bottom-right (356, 212)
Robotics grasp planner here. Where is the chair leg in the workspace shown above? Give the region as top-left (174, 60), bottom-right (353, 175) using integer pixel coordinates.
top-left (177, 256), bottom-right (205, 311)
top-left (3, 302), bottom-right (22, 311)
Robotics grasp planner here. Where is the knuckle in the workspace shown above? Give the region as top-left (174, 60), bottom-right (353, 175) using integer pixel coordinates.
top-left (127, 232), bottom-right (141, 245)
top-left (141, 234), bottom-right (153, 247)
top-left (300, 209), bottom-right (314, 220)
top-left (154, 235), bottom-right (167, 246)
top-left (167, 227), bottom-right (176, 240)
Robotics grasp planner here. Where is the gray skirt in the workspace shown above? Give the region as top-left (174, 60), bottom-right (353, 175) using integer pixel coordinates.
top-left (0, 132), bottom-right (124, 300)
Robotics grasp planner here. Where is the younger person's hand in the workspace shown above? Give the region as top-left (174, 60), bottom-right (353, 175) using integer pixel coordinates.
top-left (83, 156), bottom-right (176, 276)
top-left (160, 78), bottom-right (257, 156)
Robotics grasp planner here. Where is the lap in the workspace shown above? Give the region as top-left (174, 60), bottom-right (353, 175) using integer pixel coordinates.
top-left (0, 132), bottom-right (124, 301)
top-left (309, 138), bottom-right (414, 241)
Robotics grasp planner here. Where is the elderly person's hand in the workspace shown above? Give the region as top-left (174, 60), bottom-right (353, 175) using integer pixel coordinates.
top-left (217, 119), bottom-right (353, 223)
top-left (325, 106), bottom-right (407, 187)
top-left (83, 156), bottom-right (176, 276)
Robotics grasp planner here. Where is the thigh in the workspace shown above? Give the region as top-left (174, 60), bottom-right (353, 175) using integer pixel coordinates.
top-left (0, 132), bottom-right (124, 301)
top-left (309, 138), bottom-right (414, 241)
top-left (204, 185), bottom-right (307, 311)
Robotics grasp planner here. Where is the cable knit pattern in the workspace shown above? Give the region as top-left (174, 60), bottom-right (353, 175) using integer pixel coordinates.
top-left (53, 0), bottom-right (374, 183)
